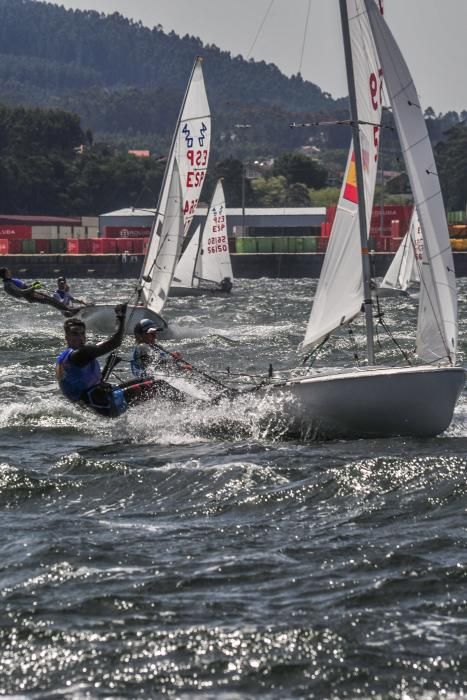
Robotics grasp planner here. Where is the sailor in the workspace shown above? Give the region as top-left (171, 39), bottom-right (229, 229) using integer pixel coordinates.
top-left (56, 304), bottom-right (185, 418)
top-left (131, 318), bottom-right (192, 379)
top-left (53, 276), bottom-right (86, 308)
top-left (219, 277), bottom-right (233, 293)
top-left (0, 267), bottom-right (74, 313)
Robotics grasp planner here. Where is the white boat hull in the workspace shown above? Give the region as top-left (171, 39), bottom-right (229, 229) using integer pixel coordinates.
top-left (264, 365), bottom-right (465, 439)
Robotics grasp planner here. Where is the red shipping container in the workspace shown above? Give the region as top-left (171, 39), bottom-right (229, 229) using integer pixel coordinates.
top-left (101, 239), bottom-right (117, 254)
top-left (326, 206), bottom-right (337, 224)
top-left (132, 238), bottom-right (144, 254)
top-left (371, 205), bottom-right (412, 235)
top-left (89, 238), bottom-right (104, 254)
top-left (35, 239), bottom-right (50, 254)
top-left (321, 222), bottom-right (332, 237)
top-left (7, 239), bottom-right (22, 253)
top-left (390, 220), bottom-right (400, 238)
top-left (76, 239), bottom-right (91, 254)
top-left (373, 237), bottom-right (391, 252)
top-left (115, 239), bottom-right (133, 254)
top-left (0, 225), bottom-right (32, 240)
top-left (67, 239), bottom-right (79, 254)
top-left (317, 237), bottom-right (328, 252)
top-left (327, 204), bottom-right (412, 237)
top-left (103, 226), bottom-right (151, 238)
top-left (390, 237), bottom-right (403, 252)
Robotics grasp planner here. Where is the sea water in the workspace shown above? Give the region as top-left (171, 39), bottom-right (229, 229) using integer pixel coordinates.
top-left (0, 278), bottom-right (466, 698)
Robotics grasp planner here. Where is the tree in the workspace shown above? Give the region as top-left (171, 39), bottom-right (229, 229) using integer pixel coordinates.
top-left (251, 176), bottom-right (288, 206)
top-left (213, 158), bottom-right (254, 207)
top-left (435, 124), bottom-right (467, 210)
top-left (272, 152), bottom-right (327, 189)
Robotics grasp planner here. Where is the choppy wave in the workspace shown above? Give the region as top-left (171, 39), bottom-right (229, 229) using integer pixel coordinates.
top-left (0, 278), bottom-right (466, 697)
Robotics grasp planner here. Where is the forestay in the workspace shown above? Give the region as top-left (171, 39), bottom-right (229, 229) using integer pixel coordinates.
top-left (303, 0), bottom-right (384, 351)
top-left (144, 161), bottom-right (184, 314)
top-left (139, 57), bottom-right (211, 308)
top-left (364, 0), bottom-right (458, 364)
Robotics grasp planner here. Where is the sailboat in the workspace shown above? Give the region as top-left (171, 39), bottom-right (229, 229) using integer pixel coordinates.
top-left (377, 207), bottom-right (423, 297)
top-left (260, 0), bottom-right (464, 439)
top-left (77, 57), bottom-right (211, 335)
top-left (170, 179), bottom-right (234, 296)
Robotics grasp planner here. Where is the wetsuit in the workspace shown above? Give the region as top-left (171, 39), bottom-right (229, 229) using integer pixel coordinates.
top-left (3, 276), bottom-right (71, 312)
top-left (56, 317), bottom-right (184, 418)
top-left (131, 343), bottom-right (170, 378)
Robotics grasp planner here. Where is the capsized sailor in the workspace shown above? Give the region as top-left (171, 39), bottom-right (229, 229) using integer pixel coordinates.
top-left (0, 267), bottom-right (74, 313)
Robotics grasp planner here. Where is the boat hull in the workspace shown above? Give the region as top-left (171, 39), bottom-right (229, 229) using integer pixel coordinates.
top-left (74, 304), bottom-right (168, 337)
top-left (265, 365), bottom-right (465, 439)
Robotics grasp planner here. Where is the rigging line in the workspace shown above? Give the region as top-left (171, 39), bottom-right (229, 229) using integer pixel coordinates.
top-left (378, 317), bottom-right (413, 365)
top-left (347, 325), bottom-right (361, 365)
top-left (150, 340), bottom-right (240, 394)
top-left (302, 335), bottom-right (330, 366)
top-left (246, 0), bottom-right (275, 59)
top-left (298, 0), bottom-right (312, 77)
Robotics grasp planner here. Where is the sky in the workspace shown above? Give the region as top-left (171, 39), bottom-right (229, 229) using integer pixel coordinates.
top-left (45, 0), bottom-right (467, 114)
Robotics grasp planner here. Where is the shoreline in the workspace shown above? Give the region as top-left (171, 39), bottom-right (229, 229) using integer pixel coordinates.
top-left (1, 252), bottom-right (467, 279)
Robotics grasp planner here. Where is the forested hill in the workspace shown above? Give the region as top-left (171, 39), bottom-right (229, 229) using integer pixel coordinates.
top-left (0, 0), bottom-right (347, 156)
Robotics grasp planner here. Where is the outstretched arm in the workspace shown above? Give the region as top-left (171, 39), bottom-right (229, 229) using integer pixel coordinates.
top-left (69, 304), bottom-right (127, 367)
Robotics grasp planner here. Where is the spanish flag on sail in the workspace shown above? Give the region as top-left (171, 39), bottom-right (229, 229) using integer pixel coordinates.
top-left (343, 151), bottom-right (358, 204)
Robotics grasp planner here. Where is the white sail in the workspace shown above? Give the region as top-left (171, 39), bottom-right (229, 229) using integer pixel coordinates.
top-left (145, 161), bottom-right (184, 315)
top-left (381, 208), bottom-right (423, 291)
top-left (139, 57), bottom-right (211, 308)
top-left (172, 225), bottom-right (202, 288)
top-left (198, 180), bottom-right (233, 285)
top-left (303, 0), bottom-right (384, 351)
top-left (364, 0), bottom-right (457, 364)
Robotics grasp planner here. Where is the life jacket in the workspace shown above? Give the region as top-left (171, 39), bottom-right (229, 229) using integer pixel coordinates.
top-left (131, 343), bottom-right (168, 378)
top-left (3, 277), bottom-right (28, 296)
top-left (56, 348), bottom-right (101, 402)
top-left (10, 277), bottom-right (27, 289)
top-left (130, 344), bottom-right (147, 378)
top-left (54, 288), bottom-right (73, 306)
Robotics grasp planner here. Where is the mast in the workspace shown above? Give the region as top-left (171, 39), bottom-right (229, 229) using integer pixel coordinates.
top-left (339, 0), bottom-right (375, 364)
top-left (139, 56), bottom-right (203, 288)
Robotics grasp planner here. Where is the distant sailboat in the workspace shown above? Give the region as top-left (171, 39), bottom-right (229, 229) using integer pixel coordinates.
top-left (258, 0), bottom-right (464, 439)
top-left (377, 207), bottom-right (423, 297)
top-left (170, 179), bottom-right (234, 296)
top-left (78, 57), bottom-right (211, 335)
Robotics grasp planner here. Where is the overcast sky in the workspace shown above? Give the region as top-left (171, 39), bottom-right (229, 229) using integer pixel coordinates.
top-left (46, 0), bottom-right (467, 114)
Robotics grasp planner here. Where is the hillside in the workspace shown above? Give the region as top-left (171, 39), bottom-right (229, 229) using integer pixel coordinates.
top-left (0, 0), bottom-right (349, 157)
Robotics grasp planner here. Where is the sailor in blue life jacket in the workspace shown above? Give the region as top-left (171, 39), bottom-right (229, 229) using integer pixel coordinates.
top-left (53, 276), bottom-right (86, 308)
top-left (0, 266), bottom-right (73, 313)
top-left (131, 318), bottom-right (192, 379)
top-left (56, 304), bottom-right (185, 418)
